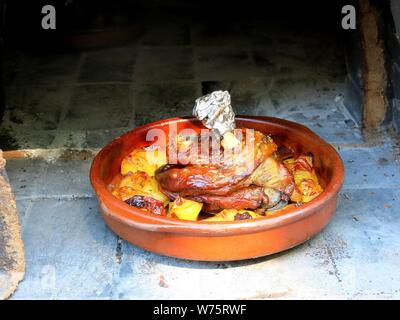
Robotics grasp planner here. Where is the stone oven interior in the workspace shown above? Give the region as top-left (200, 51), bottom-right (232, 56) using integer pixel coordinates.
top-left (0, 0), bottom-right (399, 299)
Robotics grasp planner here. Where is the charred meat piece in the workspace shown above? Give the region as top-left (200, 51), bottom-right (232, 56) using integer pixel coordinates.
top-left (156, 130), bottom-right (277, 194)
top-left (234, 211), bottom-right (253, 220)
top-left (205, 209), bottom-right (262, 221)
top-left (275, 145), bottom-right (295, 162)
top-left (189, 186), bottom-right (270, 213)
top-left (245, 156), bottom-right (294, 197)
top-left (125, 195), bottom-right (166, 215)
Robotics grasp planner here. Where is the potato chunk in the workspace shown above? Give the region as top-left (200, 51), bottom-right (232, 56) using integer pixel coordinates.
top-left (284, 155), bottom-right (323, 203)
top-left (168, 197), bottom-right (203, 221)
top-left (205, 209), bottom-right (262, 222)
top-left (112, 171), bottom-right (168, 205)
top-left (121, 148), bottom-right (167, 177)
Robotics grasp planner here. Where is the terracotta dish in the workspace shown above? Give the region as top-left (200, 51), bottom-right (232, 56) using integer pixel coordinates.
top-left (90, 116), bottom-right (344, 261)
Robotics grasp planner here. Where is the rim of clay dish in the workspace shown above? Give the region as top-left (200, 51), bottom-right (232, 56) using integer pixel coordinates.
top-left (90, 116), bottom-right (345, 236)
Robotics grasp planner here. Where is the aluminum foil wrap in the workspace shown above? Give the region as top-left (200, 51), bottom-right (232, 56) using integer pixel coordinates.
top-left (192, 90), bottom-right (236, 137)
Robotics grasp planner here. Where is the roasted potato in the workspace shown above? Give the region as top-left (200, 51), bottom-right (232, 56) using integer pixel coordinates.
top-left (205, 209), bottom-right (262, 222)
top-left (284, 156), bottom-right (323, 203)
top-left (221, 131), bottom-right (240, 149)
top-left (168, 197), bottom-right (203, 221)
top-left (112, 171), bottom-right (169, 205)
top-left (121, 148), bottom-right (167, 177)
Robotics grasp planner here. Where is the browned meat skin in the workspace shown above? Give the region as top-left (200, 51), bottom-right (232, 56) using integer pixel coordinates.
top-left (244, 156), bottom-right (295, 197)
top-left (189, 186), bottom-right (269, 213)
top-left (156, 164), bottom-right (248, 193)
top-left (159, 185), bottom-right (269, 213)
top-left (234, 212), bottom-right (253, 220)
top-left (156, 130), bottom-right (295, 213)
top-left (275, 145), bottom-right (295, 162)
top-left (157, 165), bottom-right (250, 197)
top-left (125, 195), bottom-right (166, 215)
top-left (156, 130), bottom-right (277, 194)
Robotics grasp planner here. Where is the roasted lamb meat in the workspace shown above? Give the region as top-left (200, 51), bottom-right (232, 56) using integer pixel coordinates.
top-left (155, 130), bottom-right (295, 213)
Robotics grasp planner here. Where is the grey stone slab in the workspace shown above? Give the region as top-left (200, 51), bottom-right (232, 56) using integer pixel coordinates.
top-left (51, 128), bottom-right (127, 149)
top-left (281, 120), bottom-right (364, 145)
top-left (12, 53), bottom-right (80, 86)
top-left (3, 51), bottom-right (21, 86)
top-left (9, 198), bottom-right (35, 232)
top-left (393, 99), bottom-right (400, 133)
top-left (251, 45), bottom-right (345, 81)
top-left (338, 145), bottom-right (400, 189)
top-left (141, 24), bottom-right (190, 46)
top-left (5, 158), bottom-right (47, 199)
top-left (36, 159), bottom-right (94, 198)
top-left (251, 49), bottom-right (278, 73)
top-left (344, 76), bottom-right (363, 125)
top-left (5, 157), bottom-right (94, 200)
top-left (134, 47), bottom-right (194, 82)
top-left (79, 48), bottom-right (136, 83)
top-left (251, 44), bottom-right (307, 72)
top-left (10, 186), bottom-right (400, 299)
top-left (303, 44), bottom-right (346, 78)
top-left (111, 238), bottom-right (343, 299)
top-left (101, 187), bottom-right (400, 299)
top-left (4, 85), bottom-right (72, 130)
top-left (84, 128), bottom-right (128, 148)
top-left (195, 48), bottom-right (262, 81)
top-left (60, 84), bottom-right (134, 130)
top-left (314, 126), bottom-right (363, 145)
top-left (11, 198), bottom-right (119, 299)
top-left (324, 189), bottom-right (400, 299)
top-left (0, 125), bottom-right (56, 150)
top-left (0, 126), bottom-right (19, 150)
top-left (391, 0), bottom-right (400, 37)
top-left (268, 78), bottom-right (345, 111)
top-left (191, 22), bottom-right (249, 46)
top-left (201, 79), bottom-right (271, 115)
top-left (132, 82), bottom-right (198, 126)
top-left (241, 21), bottom-right (301, 45)
top-left (50, 130), bottom-right (88, 149)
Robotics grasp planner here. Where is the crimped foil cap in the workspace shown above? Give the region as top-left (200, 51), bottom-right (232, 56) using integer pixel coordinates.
top-left (193, 90), bottom-right (236, 137)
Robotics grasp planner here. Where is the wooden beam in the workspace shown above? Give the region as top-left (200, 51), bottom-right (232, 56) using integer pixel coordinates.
top-left (0, 150), bottom-right (25, 299)
top-left (359, 0), bottom-right (388, 128)
top-left (2, 148), bottom-right (100, 160)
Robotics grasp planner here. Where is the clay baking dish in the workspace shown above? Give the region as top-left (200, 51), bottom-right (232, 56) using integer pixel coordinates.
top-left (90, 116), bottom-right (344, 261)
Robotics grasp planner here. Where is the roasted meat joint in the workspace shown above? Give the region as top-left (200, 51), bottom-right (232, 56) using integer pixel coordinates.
top-left (111, 91), bottom-right (324, 222)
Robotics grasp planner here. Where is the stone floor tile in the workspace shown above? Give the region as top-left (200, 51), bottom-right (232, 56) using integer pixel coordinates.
top-left (134, 47), bottom-right (194, 82)
top-left (5, 158), bottom-right (47, 199)
top-left (195, 48), bottom-right (262, 80)
top-left (191, 22), bottom-right (249, 46)
top-left (141, 23), bottom-right (190, 46)
top-left (12, 53), bottom-right (80, 86)
top-left (132, 82), bottom-right (198, 126)
top-left (60, 84), bottom-right (134, 130)
top-left (4, 85), bottom-right (72, 131)
top-left (36, 159), bottom-right (94, 198)
top-left (50, 128), bottom-right (127, 149)
top-left (105, 187), bottom-right (400, 299)
top-left (201, 79), bottom-right (271, 115)
top-left (338, 145), bottom-right (400, 189)
top-left (11, 198), bottom-right (118, 299)
top-left (79, 47), bottom-right (136, 82)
